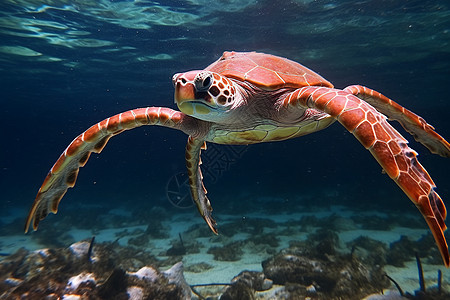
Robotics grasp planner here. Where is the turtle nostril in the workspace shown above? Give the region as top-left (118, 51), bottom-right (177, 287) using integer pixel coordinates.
top-left (172, 74), bottom-right (187, 87)
top-left (172, 74), bottom-right (178, 87)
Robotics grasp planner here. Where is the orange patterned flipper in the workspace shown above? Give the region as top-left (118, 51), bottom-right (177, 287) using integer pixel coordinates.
top-left (283, 86), bottom-right (450, 267)
top-left (344, 85), bottom-right (450, 158)
top-left (25, 107), bottom-right (195, 233)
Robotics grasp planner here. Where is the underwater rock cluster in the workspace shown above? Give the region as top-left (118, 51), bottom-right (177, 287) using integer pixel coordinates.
top-left (220, 271), bottom-right (273, 300)
top-left (0, 234), bottom-right (389, 299)
top-left (0, 240), bottom-right (190, 299)
top-left (260, 231), bottom-right (389, 299)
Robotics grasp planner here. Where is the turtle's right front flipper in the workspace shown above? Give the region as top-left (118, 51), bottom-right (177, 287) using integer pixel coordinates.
top-left (283, 86), bottom-right (449, 267)
top-left (25, 107), bottom-right (196, 233)
top-left (344, 85), bottom-right (450, 157)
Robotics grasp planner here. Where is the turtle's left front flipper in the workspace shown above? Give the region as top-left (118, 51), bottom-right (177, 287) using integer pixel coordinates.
top-left (25, 107), bottom-right (198, 233)
top-left (185, 137), bottom-right (217, 234)
top-left (283, 86), bottom-right (450, 267)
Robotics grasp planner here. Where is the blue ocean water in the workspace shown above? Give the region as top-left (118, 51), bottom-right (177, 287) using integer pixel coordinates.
top-left (1, 0), bottom-right (450, 298)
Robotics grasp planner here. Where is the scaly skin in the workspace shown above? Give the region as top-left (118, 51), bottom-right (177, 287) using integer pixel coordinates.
top-left (344, 85), bottom-right (450, 157)
top-left (185, 137), bottom-right (217, 233)
top-left (24, 107), bottom-right (203, 232)
top-left (25, 51), bottom-right (449, 267)
top-left (282, 86), bottom-right (449, 266)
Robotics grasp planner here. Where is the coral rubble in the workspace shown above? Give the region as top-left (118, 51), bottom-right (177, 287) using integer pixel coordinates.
top-left (262, 239), bottom-right (389, 299)
top-left (0, 240), bottom-right (190, 299)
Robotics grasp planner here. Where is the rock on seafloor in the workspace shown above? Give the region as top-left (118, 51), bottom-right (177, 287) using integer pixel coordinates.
top-left (0, 240), bottom-right (191, 299)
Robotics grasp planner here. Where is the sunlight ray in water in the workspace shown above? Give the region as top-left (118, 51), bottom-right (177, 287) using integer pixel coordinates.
top-left (0, 45), bottom-right (42, 56)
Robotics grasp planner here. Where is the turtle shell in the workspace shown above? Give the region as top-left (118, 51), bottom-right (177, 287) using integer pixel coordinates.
top-left (205, 51), bottom-right (333, 91)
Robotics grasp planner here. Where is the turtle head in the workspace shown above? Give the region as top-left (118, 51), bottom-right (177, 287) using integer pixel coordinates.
top-left (173, 70), bottom-right (242, 121)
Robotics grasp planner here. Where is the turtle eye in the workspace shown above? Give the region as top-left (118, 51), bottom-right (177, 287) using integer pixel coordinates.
top-left (194, 73), bottom-right (212, 92)
top-left (202, 76), bottom-right (211, 88)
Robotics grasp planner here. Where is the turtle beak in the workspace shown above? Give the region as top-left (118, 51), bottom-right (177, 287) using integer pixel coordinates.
top-left (173, 71), bottom-right (198, 106)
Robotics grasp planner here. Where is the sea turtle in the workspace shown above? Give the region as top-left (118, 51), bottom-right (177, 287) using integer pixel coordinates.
top-left (25, 51), bottom-right (450, 266)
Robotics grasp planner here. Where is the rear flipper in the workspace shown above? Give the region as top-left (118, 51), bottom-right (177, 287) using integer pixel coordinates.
top-left (284, 86), bottom-right (449, 267)
top-left (344, 85), bottom-right (450, 157)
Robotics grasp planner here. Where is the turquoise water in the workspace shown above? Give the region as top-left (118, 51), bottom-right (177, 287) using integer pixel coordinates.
top-left (1, 0), bottom-right (449, 298)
